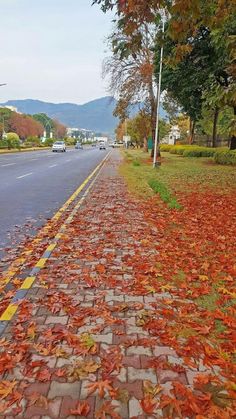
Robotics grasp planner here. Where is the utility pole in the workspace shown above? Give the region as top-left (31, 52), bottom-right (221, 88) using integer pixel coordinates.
top-left (153, 13), bottom-right (166, 168)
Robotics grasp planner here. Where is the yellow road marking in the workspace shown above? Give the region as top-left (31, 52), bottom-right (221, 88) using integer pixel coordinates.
top-left (46, 243), bottom-right (57, 252)
top-left (0, 304), bottom-right (18, 321)
top-left (35, 258), bottom-right (47, 269)
top-left (20, 276), bottom-right (36, 290)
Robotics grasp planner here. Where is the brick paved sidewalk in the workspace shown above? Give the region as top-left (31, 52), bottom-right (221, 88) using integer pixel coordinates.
top-left (0, 151), bottom-right (213, 418)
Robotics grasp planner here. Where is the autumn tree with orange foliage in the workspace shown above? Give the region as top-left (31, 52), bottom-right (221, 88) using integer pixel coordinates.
top-left (8, 113), bottom-right (44, 139)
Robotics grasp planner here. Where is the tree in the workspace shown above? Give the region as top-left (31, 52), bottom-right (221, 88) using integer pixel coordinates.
top-left (0, 107), bottom-right (13, 134)
top-left (93, 0), bottom-right (235, 148)
top-left (115, 120), bottom-right (126, 141)
top-left (8, 113), bottom-right (44, 139)
top-left (53, 119), bottom-right (67, 139)
top-left (103, 23), bottom-right (160, 154)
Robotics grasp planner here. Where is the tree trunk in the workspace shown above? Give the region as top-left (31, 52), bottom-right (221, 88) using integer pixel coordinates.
top-left (189, 120), bottom-right (195, 144)
top-left (230, 136), bottom-right (236, 150)
top-left (212, 107), bottom-right (219, 148)
top-left (143, 136), bottom-right (148, 152)
top-left (230, 106), bottom-right (236, 150)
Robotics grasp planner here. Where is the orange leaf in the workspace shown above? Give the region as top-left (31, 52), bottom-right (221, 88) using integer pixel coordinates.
top-left (86, 380), bottom-right (114, 398)
top-left (70, 401), bottom-right (90, 416)
top-left (140, 396), bottom-right (158, 414)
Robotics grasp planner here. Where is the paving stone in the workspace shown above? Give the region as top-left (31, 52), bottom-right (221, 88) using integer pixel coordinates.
top-left (25, 382), bottom-right (50, 397)
top-left (48, 381), bottom-right (81, 399)
top-left (123, 356), bottom-right (141, 369)
top-left (125, 295), bottom-right (144, 303)
top-left (56, 355), bottom-right (78, 368)
top-left (24, 398), bottom-right (62, 419)
top-left (105, 294), bottom-right (125, 302)
top-left (80, 380), bottom-right (91, 399)
top-left (115, 367), bottom-right (127, 383)
top-left (60, 396), bottom-right (95, 419)
top-left (45, 315), bottom-right (68, 325)
top-left (92, 333), bottom-right (113, 344)
top-left (127, 326), bottom-right (148, 335)
top-left (158, 370), bottom-right (180, 384)
top-left (127, 346), bottom-right (152, 356)
top-left (153, 346), bottom-right (177, 357)
top-left (128, 367), bottom-right (157, 383)
top-left (129, 397), bottom-right (143, 416)
top-left (126, 317), bottom-right (136, 326)
top-left (167, 355), bottom-right (184, 366)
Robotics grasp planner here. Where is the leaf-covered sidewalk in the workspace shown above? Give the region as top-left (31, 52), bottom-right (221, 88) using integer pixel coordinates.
top-left (0, 151), bottom-right (235, 418)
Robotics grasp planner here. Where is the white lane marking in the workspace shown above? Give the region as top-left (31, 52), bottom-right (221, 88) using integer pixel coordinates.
top-left (1, 163), bottom-right (16, 167)
top-left (30, 158), bottom-right (39, 161)
top-left (66, 159), bottom-right (71, 162)
top-left (17, 172), bottom-right (33, 179)
top-left (49, 164), bottom-right (58, 168)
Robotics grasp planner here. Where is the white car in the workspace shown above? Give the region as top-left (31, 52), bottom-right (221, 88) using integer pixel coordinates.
top-left (52, 141), bottom-right (66, 152)
top-left (99, 141), bottom-right (106, 150)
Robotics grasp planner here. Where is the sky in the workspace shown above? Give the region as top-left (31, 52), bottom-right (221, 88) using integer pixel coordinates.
top-left (0, 0), bottom-right (114, 104)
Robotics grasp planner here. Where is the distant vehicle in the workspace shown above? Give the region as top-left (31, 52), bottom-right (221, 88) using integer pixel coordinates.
top-left (99, 141), bottom-right (106, 150)
top-left (91, 143), bottom-right (97, 147)
top-left (75, 141), bottom-right (83, 149)
top-left (111, 142), bottom-right (123, 148)
top-left (52, 141), bottom-right (66, 152)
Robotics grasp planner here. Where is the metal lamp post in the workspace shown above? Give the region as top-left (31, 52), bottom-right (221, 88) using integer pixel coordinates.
top-left (153, 12), bottom-right (166, 168)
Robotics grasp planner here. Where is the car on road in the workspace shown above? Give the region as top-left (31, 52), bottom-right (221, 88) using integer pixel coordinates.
top-left (75, 141), bottom-right (83, 149)
top-left (99, 141), bottom-right (106, 150)
top-left (52, 141), bottom-right (66, 152)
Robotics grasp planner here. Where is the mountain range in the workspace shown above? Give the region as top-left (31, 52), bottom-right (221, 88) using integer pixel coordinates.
top-left (1, 97), bottom-right (166, 134)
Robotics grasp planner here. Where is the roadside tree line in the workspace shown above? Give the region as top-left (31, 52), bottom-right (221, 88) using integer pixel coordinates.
top-left (93, 0), bottom-right (236, 150)
top-left (0, 108), bottom-right (67, 149)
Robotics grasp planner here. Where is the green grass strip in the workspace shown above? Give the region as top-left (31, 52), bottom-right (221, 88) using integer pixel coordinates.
top-left (148, 178), bottom-right (182, 210)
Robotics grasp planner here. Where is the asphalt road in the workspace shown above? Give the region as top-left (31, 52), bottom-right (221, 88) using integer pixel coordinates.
top-left (0, 147), bottom-right (109, 255)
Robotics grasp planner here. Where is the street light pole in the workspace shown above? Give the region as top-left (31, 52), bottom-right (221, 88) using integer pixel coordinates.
top-left (153, 14), bottom-right (166, 168)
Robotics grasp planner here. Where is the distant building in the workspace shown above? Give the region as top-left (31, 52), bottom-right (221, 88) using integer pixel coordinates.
top-left (66, 128), bottom-right (80, 138)
top-left (66, 127), bottom-right (95, 140)
top-left (161, 125), bottom-right (180, 145)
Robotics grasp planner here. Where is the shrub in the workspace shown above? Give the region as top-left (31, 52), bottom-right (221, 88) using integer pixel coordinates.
top-left (24, 136), bottom-right (42, 147)
top-left (182, 147), bottom-right (216, 157)
top-left (169, 145), bottom-right (189, 155)
top-left (214, 150), bottom-right (236, 165)
top-left (64, 137), bottom-right (76, 146)
top-left (44, 138), bottom-right (54, 146)
top-left (0, 139), bottom-right (9, 149)
top-left (0, 133), bottom-right (21, 149)
top-left (160, 144), bottom-right (174, 152)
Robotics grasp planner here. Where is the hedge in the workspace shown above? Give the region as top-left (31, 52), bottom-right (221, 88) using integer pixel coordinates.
top-left (160, 145), bottom-right (228, 158)
top-left (182, 147), bottom-right (216, 157)
top-left (214, 150), bottom-right (236, 165)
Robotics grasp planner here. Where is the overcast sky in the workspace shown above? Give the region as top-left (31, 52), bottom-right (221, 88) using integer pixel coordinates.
top-left (0, 0), bottom-right (113, 104)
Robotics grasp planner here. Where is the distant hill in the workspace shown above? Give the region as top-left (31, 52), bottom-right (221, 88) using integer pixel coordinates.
top-left (1, 97), bottom-right (167, 134)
